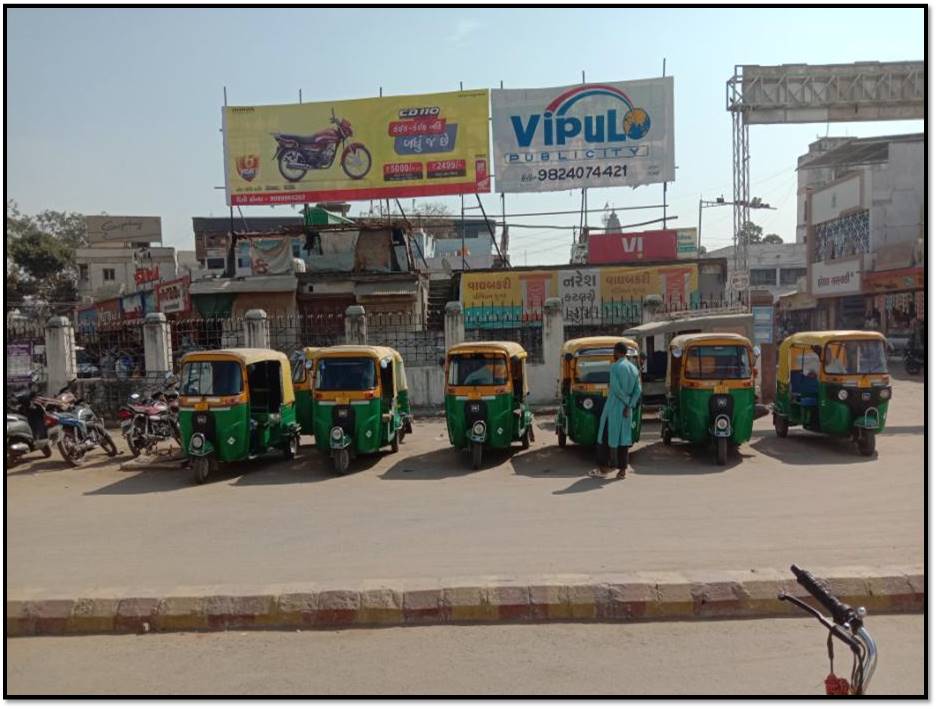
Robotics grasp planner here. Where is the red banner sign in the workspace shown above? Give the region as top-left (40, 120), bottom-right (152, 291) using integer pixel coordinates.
top-left (587, 230), bottom-right (678, 264)
top-left (134, 265), bottom-right (160, 286)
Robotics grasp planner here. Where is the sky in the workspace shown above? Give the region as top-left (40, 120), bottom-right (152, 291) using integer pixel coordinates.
top-left (6, 7), bottom-right (924, 266)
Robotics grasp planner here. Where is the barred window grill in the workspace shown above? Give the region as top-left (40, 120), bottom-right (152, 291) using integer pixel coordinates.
top-left (170, 317), bottom-right (245, 369)
top-left (75, 319), bottom-right (147, 379)
top-left (368, 309), bottom-right (446, 367)
top-left (463, 304), bottom-right (545, 363)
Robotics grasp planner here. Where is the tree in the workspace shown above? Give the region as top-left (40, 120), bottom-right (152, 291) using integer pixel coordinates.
top-left (415, 201), bottom-right (455, 238)
top-left (6, 200), bottom-right (88, 309)
top-left (738, 220), bottom-right (763, 245)
top-left (763, 233), bottom-right (784, 245)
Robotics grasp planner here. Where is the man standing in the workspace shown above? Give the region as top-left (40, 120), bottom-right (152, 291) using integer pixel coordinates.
top-left (591, 341), bottom-right (642, 479)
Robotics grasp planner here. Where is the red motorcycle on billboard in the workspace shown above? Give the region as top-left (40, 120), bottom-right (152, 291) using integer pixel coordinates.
top-left (272, 109), bottom-right (372, 182)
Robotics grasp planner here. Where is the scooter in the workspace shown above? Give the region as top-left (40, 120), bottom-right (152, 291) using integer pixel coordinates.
top-left (272, 109), bottom-right (372, 182)
top-left (119, 374), bottom-right (181, 457)
top-left (5, 380), bottom-right (62, 467)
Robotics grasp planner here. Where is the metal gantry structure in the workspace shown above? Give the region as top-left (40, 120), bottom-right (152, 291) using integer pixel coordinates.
top-left (725, 61), bottom-right (924, 303)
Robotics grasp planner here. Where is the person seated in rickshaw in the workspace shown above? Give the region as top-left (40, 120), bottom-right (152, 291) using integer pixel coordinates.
top-left (590, 341), bottom-right (641, 480)
top-left (462, 358), bottom-right (508, 386)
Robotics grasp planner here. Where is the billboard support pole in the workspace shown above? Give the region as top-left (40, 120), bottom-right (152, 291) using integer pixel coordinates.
top-left (580, 70), bottom-right (587, 240)
top-left (223, 85), bottom-right (236, 279)
top-left (475, 193), bottom-right (506, 269)
top-left (662, 58), bottom-right (668, 229)
top-left (460, 193), bottom-right (466, 270)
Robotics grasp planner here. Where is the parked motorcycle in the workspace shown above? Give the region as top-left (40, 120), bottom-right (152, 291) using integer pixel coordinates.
top-left (56, 394), bottom-right (118, 467)
top-left (904, 346), bottom-right (925, 375)
top-left (5, 389), bottom-right (59, 468)
top-left (272, 109), bottom-right (372, 182)
top-left (119, 374), bottom-right (181, 457)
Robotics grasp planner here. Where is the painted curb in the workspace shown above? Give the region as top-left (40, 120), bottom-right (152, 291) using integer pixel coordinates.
top-left (6, 570), bottom-right (923, 637)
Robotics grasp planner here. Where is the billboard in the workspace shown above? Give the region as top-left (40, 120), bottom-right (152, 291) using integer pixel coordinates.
top-left (461, 264), bottom-right (699, 327)
top-left (675, 228), bottom-right (698, 259)
top-left (85, 216), bottom-right (162, 245)
top-left (223, 90), bottom-right (491, 205)
top-left (587, 230), bottom-right (678, 264)
top-left (491, 78), bottom-right (674, 193)
top-left (811, 258), bottom-right (862, 297)
top-left (156, 276), bottom-right (191, 314)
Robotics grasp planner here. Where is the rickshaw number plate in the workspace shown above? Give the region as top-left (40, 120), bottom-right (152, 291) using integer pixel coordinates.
top-left (194, 402), bottom-right (209, 411)
top-left (714, 385), bottom-right (729, 394)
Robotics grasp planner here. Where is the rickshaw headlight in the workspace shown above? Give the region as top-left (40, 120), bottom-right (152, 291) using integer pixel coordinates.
top-left (837, 389), bottom-right (849, 401)
top-left (715, 416), bottom-right (729, 431)
top-left (879, 388), bottom-right (890, 400)
top-left (330, 426), bottom-right (343, 441)
top-left (472, 421), bottom-right (486, 437)
top-left (190, 433), bottom-right (205, 450)
top-left (582, 398), bottom-right (594, 410)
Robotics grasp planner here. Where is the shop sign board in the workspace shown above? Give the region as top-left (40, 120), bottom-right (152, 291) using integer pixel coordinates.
top-left (811, 258), bottom-right (862, 297)
top-left (587, 230), bottom-right (678, 264)
top-left (156, 276), bottom-right (191, 314)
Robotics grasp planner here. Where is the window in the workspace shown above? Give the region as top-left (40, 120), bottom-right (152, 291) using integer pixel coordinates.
top-left (78, 264), bottom-right (89, 282)
top-left (103, 268), bottom-right (116, 282)
top-left (292, 241), bottom-right (302, 257)
top-left (206, 257), bottom-right (226, 270)
top-left (316, 357), bottom-right (376, 391)
top-left (749, 268), bottom-right (777, 286)
top-left (448, 354), bottom-right (508, 386)
top-left (180, 361), bottom-right (243, 396)
top-left (683, 346), bottom-right (752, 380)
top-left (780, 268), bottom-right (807, 286)
top-left (575, 355), bottom-right (612, 384)
top-left (823, 340), bottom-right (887, 375)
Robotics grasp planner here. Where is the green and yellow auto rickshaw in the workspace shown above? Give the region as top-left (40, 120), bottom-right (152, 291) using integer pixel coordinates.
top-left (772, 331), bottom-right (890, 456)
top-left (555, 336), bottom-right (643, 456)
top-left (660, 333), bottom-right (758, 465)
top-left (293, 346), bottom-right (320, 437)
top-left (178, 349), bottom-right (302, 484)
top-left (310, 345), bottom-right (409, 475)
top-left (444, 341), bottom-right (534, 470)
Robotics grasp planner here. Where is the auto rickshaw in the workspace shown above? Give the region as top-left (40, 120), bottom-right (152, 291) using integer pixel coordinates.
top-left (660, 333), bottom-right (758, 465)
top-left (555, 336), bottom-right (643, 456)
top-left (178, 349), bottom-right (302, 484)
top-left (444, 341), bottom-right (534, 470)
top-left (292, 347), bottom-right (320, 437)
top-left (310, 345), bottom-right (409, 475)
top-left (772, 331), bottom-right (890, 456)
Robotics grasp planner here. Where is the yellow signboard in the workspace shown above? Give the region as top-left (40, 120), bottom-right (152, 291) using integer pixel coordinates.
top-left (223, 90), bottom-right (491, 206)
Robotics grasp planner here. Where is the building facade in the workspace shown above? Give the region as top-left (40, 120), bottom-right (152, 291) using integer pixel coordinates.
top-left (707, 242), bottom-right (807, 302)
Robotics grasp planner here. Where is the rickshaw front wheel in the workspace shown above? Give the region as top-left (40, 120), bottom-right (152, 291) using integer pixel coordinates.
top-left (715, 437), bottom-right (728, 466)
top-left (774, 414), bottom-right (789, 438)
top-left (332, 448), bottom-right (350, 475)
top-left (471, 442), bottom-right (483, 470)
top-left (521, 426), bottom-right (531, 450)
top-left (192, 456), bottom-right (215, 485)
top-left (283, 434), bottom-right (299, 461)
top-left (390, 428), bottom-right (400, 453)
top-left (857, 429), bottom-right (876, 457)
top-left (557, 430), bottom-right (567, 448)
top-left (662, 424), bottom-right (672, 446)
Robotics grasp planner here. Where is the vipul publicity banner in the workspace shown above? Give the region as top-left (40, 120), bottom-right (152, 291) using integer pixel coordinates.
top-left (491, 78), bottom-right (674, 193)
top-left (223, 90), bottom-right (491, 205)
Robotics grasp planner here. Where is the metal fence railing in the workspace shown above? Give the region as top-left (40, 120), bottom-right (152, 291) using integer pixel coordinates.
top-left (368, 309), bottom-right (446, 367)
top-left (463, 304), bottom-right (545, 363)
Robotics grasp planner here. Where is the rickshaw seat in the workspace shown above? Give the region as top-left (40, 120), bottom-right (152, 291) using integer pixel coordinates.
top-left (790, 371), bottom-right (818, 396)
top-left (796, 395), bottom-right (818, 407)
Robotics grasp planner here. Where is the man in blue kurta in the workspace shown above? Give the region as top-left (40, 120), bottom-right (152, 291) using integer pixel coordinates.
top-left (592, 341), bottom-right (642, 479)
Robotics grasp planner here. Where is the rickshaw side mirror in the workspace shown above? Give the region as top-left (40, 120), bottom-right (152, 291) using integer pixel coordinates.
top-left (671, 346), bottom-right (683, 358)
top-left (563, 353), bottom-right (573, 362)
top-left (304, 359), bottom-right (314, 370)
top-left (753, 345), bottom-right (762, 358)
top-left (380, 359), bottom-right (390, 370)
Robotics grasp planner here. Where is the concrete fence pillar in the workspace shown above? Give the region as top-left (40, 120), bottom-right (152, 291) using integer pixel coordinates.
top-left (542, 297), bottom-right (564, 399)
top-left (44, 316), bottom-right (77, 395)
top-left (144, 312), bottom-right (173, 374)
top-left (345, 305), bottom-right (367, 345)
top-left (444, 301), bottom-right (464, 352)
top-left (243, 309), bottom-right (270, 349)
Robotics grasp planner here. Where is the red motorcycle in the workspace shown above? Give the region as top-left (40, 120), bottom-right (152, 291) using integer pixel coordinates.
top-left (118, 376), bottom-right (181, 458)
top-left (272, 109), bottom-right (372, 182)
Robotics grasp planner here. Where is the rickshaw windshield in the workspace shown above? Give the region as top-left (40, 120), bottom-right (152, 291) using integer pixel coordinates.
top-left (684, 345), bottom-right (752, 380)
top-left (290, 353), bottom-right (306, 384)
top-left (823, 340), bottom-right (887, 375)
top-left (316, 357), bottom-right (376, 391)
top-left (180, 360), bottom-right (243, 396)
top-left (575, 356), bottom-right (612, 384)
top-left (449, 354), bottom-right (508, 386)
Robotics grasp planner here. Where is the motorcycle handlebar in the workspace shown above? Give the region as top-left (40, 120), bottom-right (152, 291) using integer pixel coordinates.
top-left (790, 564), bottom-right (854, 627)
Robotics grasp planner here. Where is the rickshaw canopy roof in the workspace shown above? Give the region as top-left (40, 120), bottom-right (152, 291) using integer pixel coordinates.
top-left (562, 336), bottom-right (640, 356)
top-left (669, 332), bottom-right (754, 350)
top-left (180, 348), bottom-right (295, 404)
top-left (447, 341), bottom-right (528, 358)
top-left (779, 330), bottom-right (886, 348)
top-left (302, 346), bottom-right (321, 359)
top-left (313, 345), bottom-right (404, 362)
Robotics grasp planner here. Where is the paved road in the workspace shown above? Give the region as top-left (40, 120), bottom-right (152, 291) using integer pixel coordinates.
top-left (6, 615), bottom-right (923, 695)
top-left (7, 376), bottom-right (923, 598)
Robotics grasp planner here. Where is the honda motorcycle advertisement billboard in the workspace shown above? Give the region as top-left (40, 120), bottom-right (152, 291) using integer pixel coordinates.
top-left (223, 90), bottom-right (491, 205)
top-left (490, 78), bottom-right (674, 193)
